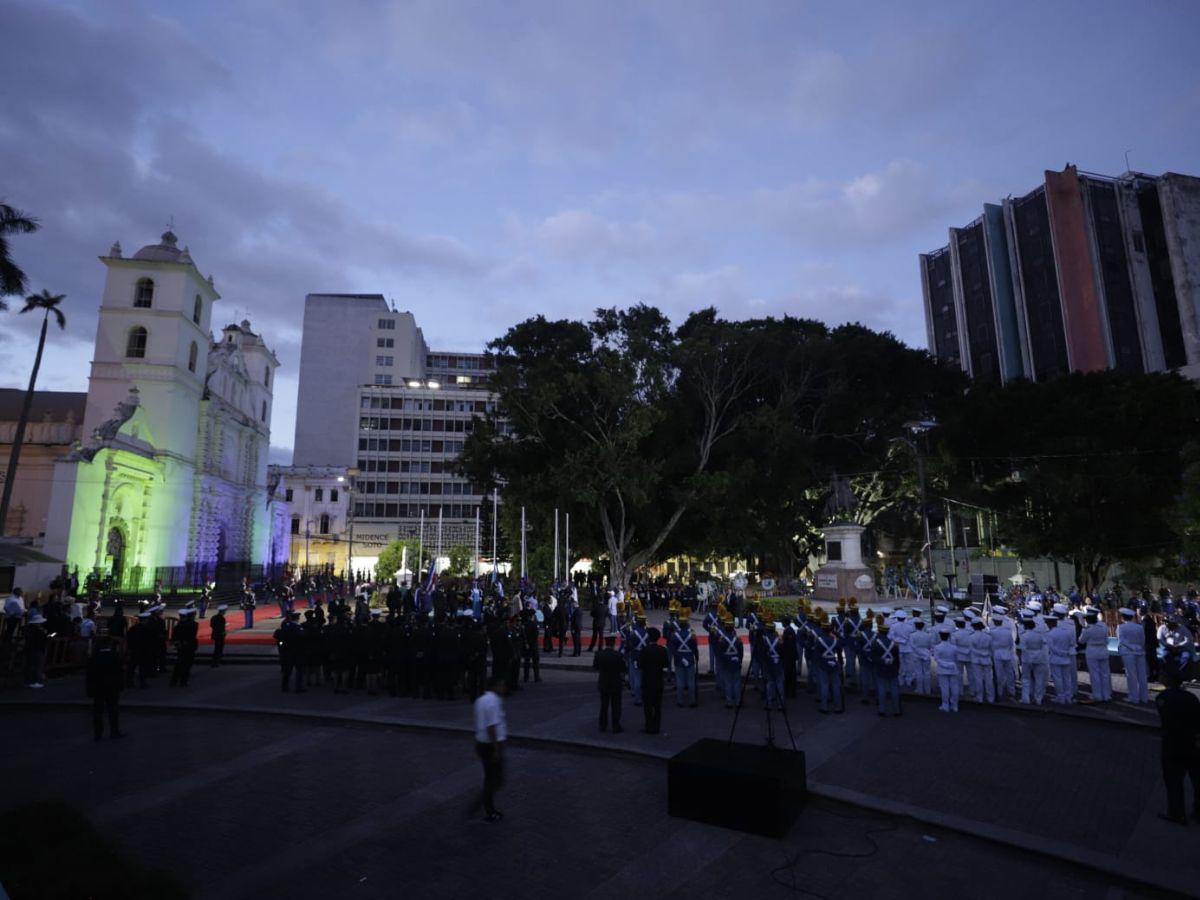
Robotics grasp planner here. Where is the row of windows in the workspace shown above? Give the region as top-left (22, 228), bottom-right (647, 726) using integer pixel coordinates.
top-left (125, 324), bottom-right (270, 392)
top-left (374, 374), bottom-right (393, 385)
top-left (377, 337), bottom-right (394, 348)
top-left (360, 396), bottom-right (494, 412)
top-left (357, 480), bottom-right (479, 496)
top-left (376, 355), bottom-right (393, 366)
top-left (425, 354), bottom-right (492, 371)
top-left (360, 417), bottom-right (475, 434)
top-left (358, 459), bottom-right (453, 473)
top-left (290, 514), bottom-right (333, 535)
top-left (283, 488), bottom-right (340, 503)
top-left (132, 279), bottom-right (205, 328)
top-left (355, 503), bottom-right (478, 519)
top-left (358, 438), bottom-right (467, 453)
top-left (378, 318), bottom-right (396, 330)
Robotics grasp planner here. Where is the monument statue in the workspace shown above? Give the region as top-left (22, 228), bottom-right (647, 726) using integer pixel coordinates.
top-left (823, 473), bottom-right (858, 523)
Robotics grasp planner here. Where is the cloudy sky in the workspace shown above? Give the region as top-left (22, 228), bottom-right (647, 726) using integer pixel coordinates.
top-left (2, 0), bottom-right (1198, 461)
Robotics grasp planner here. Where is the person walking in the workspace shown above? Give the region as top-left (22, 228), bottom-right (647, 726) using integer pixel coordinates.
top-left (473, 678), bottom-right (508, 823)
top-left (638, 627), bottom-right (669, 734)
top-left (86, 637), bottom-right (125, 740)
top-left (594, 634), bottom-right (626, 733)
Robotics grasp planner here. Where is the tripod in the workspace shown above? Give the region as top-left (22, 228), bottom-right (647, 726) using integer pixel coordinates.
top-left (727, 658), bottom-right (798, 751)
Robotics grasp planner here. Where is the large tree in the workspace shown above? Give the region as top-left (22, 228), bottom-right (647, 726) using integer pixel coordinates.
top-left (0, 204), bottom-right (39, 309)
top-left (460, 305), bottom-right (759, 588)
top-left (937, 370), bottom-right (1200, 591)
top-left (0, 290), bottom-right (66, 535)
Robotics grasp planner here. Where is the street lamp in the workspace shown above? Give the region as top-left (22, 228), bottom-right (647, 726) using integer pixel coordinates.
top-left (891, 418), bottom-right (938, 615)
top-left (345, 468), bottom-right (359, 583)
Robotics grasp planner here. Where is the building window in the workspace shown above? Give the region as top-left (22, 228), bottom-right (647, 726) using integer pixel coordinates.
top-left (193, 295), bottom-right (202, 325)
top-left (134, 278), bottom-right (154, 308)
top-left (285, 488), bottom-right (294, 502)
top-left (264, 367), bottom-right (270, 387)
top-left (261, 400), bottom-right (267, 422)
top-left (188, 342), bottom-right (198, 372)
top-left (314, 487), bottom-right (323, 502)
top-left (290, 517), bottom-right (300, 535)
top-left (376, 355), bottom-right (393, 366)
top-left (378, 318), bottom-right (395, 330)
top-left (374, 374), bottom-right (393, 385)
top-left (376, 337), bottom-right (394, 348)
top-left (126, 326), bottom-right (148, 358)
top-left (319, 513), bottom-right (330, 534)
top-left (330, 488), bottom-right (339, 502)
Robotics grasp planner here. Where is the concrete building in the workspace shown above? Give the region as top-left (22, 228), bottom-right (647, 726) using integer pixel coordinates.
top-left (0, 391), bottom-right (85, 539)
top-left (6, 230), bottom-right (287, 593)
top-left (285, 293), bottom-right (496, 572)
top-left (921, 165), bottom-right (1200, 382)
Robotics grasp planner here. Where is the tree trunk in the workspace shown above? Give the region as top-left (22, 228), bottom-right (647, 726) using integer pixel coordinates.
top-left (0, 312), bottom-right (48, 536)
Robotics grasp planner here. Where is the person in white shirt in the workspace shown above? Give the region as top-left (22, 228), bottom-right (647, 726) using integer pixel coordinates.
top-left (968, 620), bottom-right (995, 703)
top-left (473, 678), bottom-right (508, 823)
top-left (908, 618), bottom-right (933, 694)
top-left (1044, 616), bottom-right (1077, 704)
top-left (3, 587), bottom-right (25, 642)
top-left (989, 611), bottom-right (1017, 700)
top-left (606, 591), bottom-right (618, 632)
top-left (1079, 607), bottom-right (1112, 702)
top-left (1116, 607), bottom-right (1149, 704)
top-left (933, 627), bottom-right (960, 712)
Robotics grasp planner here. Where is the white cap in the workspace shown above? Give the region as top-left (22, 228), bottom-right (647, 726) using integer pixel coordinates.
top-left (895, 610), bottom-right (908, 619)
top-left (935, 605), bottom-right (949, 614)
top-left (1028, 601), bottom-right (1042, 612)
top-left (216, 604), bottom-right (228, 611)
top-left (1119, 607), bottom-right (1134, 617)
top-left (179, 607), bottom-right (196, 616)
top-left (28, 612), bottom-right (46, 625)
top-left (1052, 603), bottom-right (1067, 615)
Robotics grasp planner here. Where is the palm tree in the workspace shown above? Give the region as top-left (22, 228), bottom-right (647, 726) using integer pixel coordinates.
top-left (0, 290), bottom-right (66, 535)
top-left (0, 204), bottom-right (40, 311)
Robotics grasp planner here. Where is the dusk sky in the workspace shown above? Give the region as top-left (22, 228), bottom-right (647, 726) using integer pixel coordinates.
top-left (2, 0), bottom-right (1198, 461)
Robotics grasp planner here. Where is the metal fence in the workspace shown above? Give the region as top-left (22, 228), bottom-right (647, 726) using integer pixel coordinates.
top-left (84, 561), bottom-right (291, 594)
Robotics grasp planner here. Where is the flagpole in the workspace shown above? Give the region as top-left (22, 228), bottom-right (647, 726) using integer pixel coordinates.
top-left (400, 544), bottom-right (408, 586)
top-left (492, 488), bottom-right (498, 582)
top-left (520, 506), bottom-right (527, 578)
top-left (417, 508), bottom-right (424, 583)
top-left (553, 508), bottom-right (559, 583)
top-left (474, 506), bottom-right (480, 580)
top-left (437, 507), bottom-right (443, 573)
top-left (565, 512), bottom-right (570, 583)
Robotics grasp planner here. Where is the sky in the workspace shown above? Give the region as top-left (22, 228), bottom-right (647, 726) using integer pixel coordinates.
top-left (1, 0), bottom-right (1198, 463)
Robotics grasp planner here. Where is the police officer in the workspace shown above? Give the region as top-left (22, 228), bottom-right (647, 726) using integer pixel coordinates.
top-left (209, 604), bottom-right (228, 667)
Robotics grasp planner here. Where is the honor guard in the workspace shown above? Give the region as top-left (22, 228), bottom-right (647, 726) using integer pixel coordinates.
top-left (933, 625), bottom-right (960, 712)
top-left (758, 618), bottom-right (785, 710)
top-left (871, 618), bottom-right (901, 716)
top-left (1079, 607), bottom-right (1113, 702)
top-left (909, 616), bottom-right (933, 695)
top-left (717, 618), bottom-right (743, 708)
top-left (670, 617), bottom-right (699, 707)
top-left (1117, 608), bottom-right (1149, 704)
top-left (624, 615), bottom-right (649, 706)
top-left (813, 613), bottom-right (843, 714)
top-left (1044, 615), bottom-right (1075, 704)
top-left (1019, 618), bottom-right (1049, 705)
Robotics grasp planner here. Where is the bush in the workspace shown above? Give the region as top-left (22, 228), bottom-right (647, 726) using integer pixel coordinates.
top-left (0, 801), bottom-right (188, 899)
top-left (757, 597), bottom-right (800, 619)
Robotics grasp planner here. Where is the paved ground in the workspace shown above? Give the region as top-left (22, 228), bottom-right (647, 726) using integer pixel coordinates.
top-left (2, 657), bottom-right (1195, 897)
top-left (0, 709), bottom-right (1173, 900)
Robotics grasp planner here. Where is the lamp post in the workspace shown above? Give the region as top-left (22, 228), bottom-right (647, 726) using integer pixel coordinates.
top-left (340, 470), bottom-right (358, 582)
top-left (891, 418), bottom-right (938, 616)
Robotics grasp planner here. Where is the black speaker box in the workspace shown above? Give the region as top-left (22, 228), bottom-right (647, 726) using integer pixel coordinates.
top-left (667, 738), bottom-right (806, 837)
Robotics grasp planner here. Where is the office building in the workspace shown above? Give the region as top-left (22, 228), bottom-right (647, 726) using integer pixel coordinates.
top-left (285, 293), bottom-right (495, 571)
top-left (921, 165), bottom-right (1200, 382)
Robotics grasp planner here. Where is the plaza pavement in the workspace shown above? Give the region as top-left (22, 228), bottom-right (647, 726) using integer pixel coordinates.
top-left (1, 657), bottom-right (1194, 897)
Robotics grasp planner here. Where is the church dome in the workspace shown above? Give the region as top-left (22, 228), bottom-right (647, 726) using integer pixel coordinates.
top-left (132, 230), bottom-right (187, 263)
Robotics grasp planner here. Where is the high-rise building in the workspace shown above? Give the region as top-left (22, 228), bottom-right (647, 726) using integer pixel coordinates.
top-left (921, 165), bottom-right (1200, 382)
top-left (286, 293), bottom-right (495, 572)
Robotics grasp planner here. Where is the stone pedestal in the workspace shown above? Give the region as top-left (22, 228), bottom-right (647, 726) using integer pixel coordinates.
top-left (812, 523), bottom-right (875, 604)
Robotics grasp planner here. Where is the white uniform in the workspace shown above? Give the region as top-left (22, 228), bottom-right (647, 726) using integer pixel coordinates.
top-left (1117, 620), bottom-right (1148, 703)
top-left (1079, 621), bottom-right (1112, 702)
top-left (950, 625), bottom-right (973, 697)
top-left (1019, 628), bottom-right (1049, 704)
top-left (989, 621), bottom-right (1016, 699)
top-left (892, 618), bottom-right (913, 688)
top-left (968, 626), bottom-right (995, 703)
top-left (933, 637), bottom-right (960, 711)
top-left (909, 625), bottom-right (933, 694)
top-left (1045, 625), bottom-right (1077, 704)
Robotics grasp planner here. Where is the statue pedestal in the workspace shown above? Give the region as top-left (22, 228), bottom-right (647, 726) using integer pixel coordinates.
top-left (812, 523), bottom-right (875, 604)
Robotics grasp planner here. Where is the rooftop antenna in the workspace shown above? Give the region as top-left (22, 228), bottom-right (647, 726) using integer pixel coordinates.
top-left (166, 215), bottom-right (175, 231)
top-left (391, 296), bottom-right (397, 312)
top-left (1124, 150), bottom-right (1132, 173)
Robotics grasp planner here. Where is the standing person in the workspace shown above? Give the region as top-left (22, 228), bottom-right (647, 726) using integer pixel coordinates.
top-left (169, 606), bottom-right (199, 687)
top-left (872, 620), bottom-right (902, 717)
top-left (3, 587), bottom-right (25, 642)
top-left (1079, 607), bottom-right (1113, 702)
top-left (197, 581), bottom-right (212, 619)
top-left (275, 612), bottom-right (305, 693)
top-left (23, 610), bottom-right (48, 688)
top-left (813, 616), bottom-right (843, 715)
top-left (241, 585), bottom-right (256, 630)
top-left (933, 627), bottom-right (960, 712)
top-left (638, 627), bottom-right (669, 735)
top-left (473, 678), bottom-right (508, 823)
top-left (209, 604), bottom-right (227, 667)
top-left (594, 635), bottom-right (627, 733)
top-left (1117, 607), bottom-right (1149, 704)
top-left (1019, 618), bottom-right (1049, 705)
top-left (1144, 608), bottom-right (1161, 683)
top-left (968, 619), bottom-right (995, 704)
top-left (521, 610), bottom-right (541, 683)
top-left (1155, 672), bottom-right (1200, 825)
top-left (569, 600), bottom-right (583, 656)
top-left (909, 617), bottom-right (933, 696)
top-left (717, 617), bottom-right (743, 708)
top-left (1045, 616), bottom-right (1076, 704)
top-left (86, 637), bottom-right (125, 740)
top-left (607, 590), bottom-right (618, 634)
top-left (671, 616), bottom-right (700, 708)
top-left (587, 592), bottom-right (606, 652)
top-left (989, 610), bottom-right (1017, 700)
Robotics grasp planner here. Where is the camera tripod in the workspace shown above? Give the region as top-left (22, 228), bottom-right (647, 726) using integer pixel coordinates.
top-left (727, 659), bottom-right (798, 751)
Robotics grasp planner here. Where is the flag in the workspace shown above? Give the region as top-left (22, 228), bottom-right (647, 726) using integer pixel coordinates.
top-left (422, 555), bottom-right (437, 594)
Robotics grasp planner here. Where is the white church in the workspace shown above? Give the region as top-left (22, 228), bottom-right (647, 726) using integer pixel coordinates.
top-left (13, 229), bottom-right (289, 592)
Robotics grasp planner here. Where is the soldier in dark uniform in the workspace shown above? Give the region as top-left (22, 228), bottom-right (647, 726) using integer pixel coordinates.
top-left (463, 617), bottom-right (488, 700)
top-left (505, 616), bottom-right (523, 691)
top-left (413, 615), bottom-right (435, 699)
top-left (108, 600), bottom-right (127, 639)
top-left (594, 634), bottom-right (626, 732)
top-left (149, 605), bottom-right (168, 674)
top-left (780, 615), bottom-right (798, 698)
top-left (587, 592), bottom-right (606, 652)
top-left (169, 606), bottom-right (199, 687)
top-left (365, 609), bottom-right (387, 695)
top-left (326, 614), bottom-right (352, 694)
top-left (387, 614), bottom-right (411, 697)
top-left (521, 609), bottom-right (541, 683)
top-left (435, 614), bottom-right (461, 700)
top-left (302, 609), bottom-right (324, 687)
top-left (275, 611), bottom-right (305, 692)
top-left (86, 636), bottom-right (125, 740)
top-left (1155, 671), bottom-right (1200, 825)
top-left (569, 600), bottom-right (583, 656)
top-left (638, 627), bottom-right (669, 735)
top-left (127, 611), bottom-right (155, 688)
top-left (209, 604), bottom-right (227, 667)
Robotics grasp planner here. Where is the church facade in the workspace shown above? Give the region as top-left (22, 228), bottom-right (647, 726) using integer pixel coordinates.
top-left (26, 230), bottom-right (288, 591)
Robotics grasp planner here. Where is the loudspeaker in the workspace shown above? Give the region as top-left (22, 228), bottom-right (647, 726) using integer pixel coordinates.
top-left (667, 738), bottom-right (806, 837)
